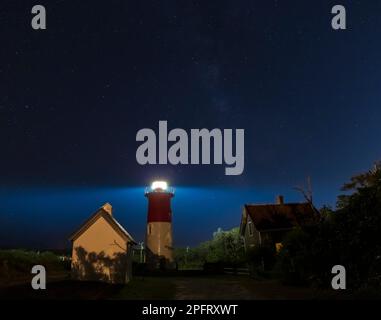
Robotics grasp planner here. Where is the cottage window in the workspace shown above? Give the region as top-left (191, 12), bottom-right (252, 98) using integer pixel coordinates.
top-left (248, 221), bottom-right (254, 236)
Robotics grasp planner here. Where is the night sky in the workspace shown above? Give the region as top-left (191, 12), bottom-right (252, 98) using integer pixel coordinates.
top-left (1, 1), bottom-right (380, 249)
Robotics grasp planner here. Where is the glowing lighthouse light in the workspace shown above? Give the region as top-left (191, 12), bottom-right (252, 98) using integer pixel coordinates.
top-left (151, 181), bottom-right (168, 191)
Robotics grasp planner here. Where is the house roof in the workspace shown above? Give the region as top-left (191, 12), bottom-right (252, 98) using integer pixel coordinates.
top-left (241, 202), bottom-right (317, 233)
top-left (69, 203), bottom-right (136, 244)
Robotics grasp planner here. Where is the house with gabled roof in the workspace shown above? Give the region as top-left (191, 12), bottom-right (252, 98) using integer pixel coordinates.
top-left (240, 195), bottom-right (318, 253)
top-left (69, 203), bottom-right (136, 284)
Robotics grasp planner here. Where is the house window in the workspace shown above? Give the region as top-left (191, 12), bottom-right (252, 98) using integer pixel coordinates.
top-left (248, 221), bottom-right (254, 236)
top-left (147, 224), bottom-right (152, 235)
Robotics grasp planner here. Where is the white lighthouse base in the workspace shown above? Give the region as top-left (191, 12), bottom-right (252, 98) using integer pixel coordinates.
top-left (146, 221), bottom-right (174, 269)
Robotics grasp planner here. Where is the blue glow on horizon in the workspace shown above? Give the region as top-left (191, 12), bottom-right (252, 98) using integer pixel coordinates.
top-left (0, 184), bottom-right (337, 249)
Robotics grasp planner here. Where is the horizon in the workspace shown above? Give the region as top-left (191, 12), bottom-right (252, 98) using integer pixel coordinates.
top-left (0, 177), bottom-right (354, 249)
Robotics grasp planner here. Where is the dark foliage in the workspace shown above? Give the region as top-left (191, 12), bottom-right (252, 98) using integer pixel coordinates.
top-left (276, 162), bottom-right (381, 289)
top-left (174, 227), bottom-right (245, 269)
top-left (247, 245), bottom-right (276, 273)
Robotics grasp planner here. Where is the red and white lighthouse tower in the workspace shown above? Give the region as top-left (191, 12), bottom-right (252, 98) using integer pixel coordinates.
top-left (145, 181), bottom-right (174, 268)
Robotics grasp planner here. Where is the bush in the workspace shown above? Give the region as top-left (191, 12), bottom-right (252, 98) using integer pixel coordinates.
top-left (247, 245), bottom-right (276, 272)
top-left (0, 249), bottom-right (67, 281)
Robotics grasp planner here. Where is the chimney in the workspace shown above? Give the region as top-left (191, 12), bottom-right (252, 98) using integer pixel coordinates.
top-left (102, 203), bottom-right (112, 215)
top-left (276, 195), bottom-right (284, 205)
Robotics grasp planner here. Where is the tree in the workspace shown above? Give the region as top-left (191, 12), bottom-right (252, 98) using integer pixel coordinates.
top-left (174, 227), bottom-right (245, 269)
top-left (333, 162), bottom-right (381, 288)
top-left (277, 161), bottom-right (381, 289)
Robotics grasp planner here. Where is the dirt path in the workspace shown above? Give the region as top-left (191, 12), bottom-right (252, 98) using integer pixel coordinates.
top-left (172, 275), bottom-right (325, 300)
top-left (173, 276), bottom-right (257, 300)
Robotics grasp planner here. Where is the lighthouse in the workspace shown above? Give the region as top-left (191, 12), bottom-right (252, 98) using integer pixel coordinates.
top-left (145, 181), bottom-right (174, 269)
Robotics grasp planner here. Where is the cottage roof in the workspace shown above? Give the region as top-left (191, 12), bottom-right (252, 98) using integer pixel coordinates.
top-left (69, 203), bottom-right (136, 244)
top-left (241, 202), bottom-right (317, 233)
